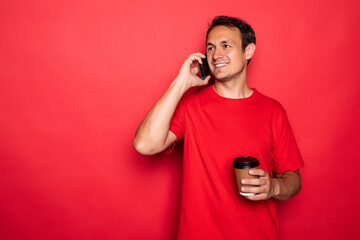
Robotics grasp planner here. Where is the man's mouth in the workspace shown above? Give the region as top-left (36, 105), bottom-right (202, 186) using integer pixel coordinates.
top-left (214, 63), bottom-right (228, 68)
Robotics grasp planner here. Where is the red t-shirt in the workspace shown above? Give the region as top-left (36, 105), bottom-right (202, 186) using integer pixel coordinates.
top-left (169, 86), bottom-right (304, 240)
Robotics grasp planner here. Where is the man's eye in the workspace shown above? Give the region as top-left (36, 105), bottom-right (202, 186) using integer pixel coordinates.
top-left (207, 47), bottom-right (214, 51)
top-left (224, 45), bottom-right (230, 48)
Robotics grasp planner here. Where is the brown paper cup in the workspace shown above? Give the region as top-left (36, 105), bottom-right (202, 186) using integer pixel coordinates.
top-left (232, 156), bottom-right (260, 196)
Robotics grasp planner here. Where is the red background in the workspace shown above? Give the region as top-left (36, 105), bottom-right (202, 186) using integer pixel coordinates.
top-left (1, 0), bottom-right (360, 239)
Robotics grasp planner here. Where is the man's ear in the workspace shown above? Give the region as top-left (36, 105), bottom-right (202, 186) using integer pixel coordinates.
top-left (245, 43), bottom-right (256, 60)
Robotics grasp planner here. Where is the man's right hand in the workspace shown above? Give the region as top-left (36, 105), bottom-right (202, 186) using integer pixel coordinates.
top-left (175, 53), bottom-right (211, 91)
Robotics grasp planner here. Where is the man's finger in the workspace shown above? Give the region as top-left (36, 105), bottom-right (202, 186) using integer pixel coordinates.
top-left (241, 178), bottom-right (266, 186)
top-left (202, 75), bottom-right (211, 84)
top-left (249, 168), bottom-right (267, 177)
top-left (245, 193), bottom-right (268, 201)
top-left (241, 186), bottom-right (263, 194)
top-left (188, 54), bottom-right (204, 65)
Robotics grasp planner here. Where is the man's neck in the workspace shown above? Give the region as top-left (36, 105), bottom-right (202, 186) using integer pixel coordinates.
top-left (213, 77), bottom-right (253, 99)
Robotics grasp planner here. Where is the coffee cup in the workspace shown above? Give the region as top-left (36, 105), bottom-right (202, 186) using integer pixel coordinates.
top-left (232, 156), bottom-right (260, 196)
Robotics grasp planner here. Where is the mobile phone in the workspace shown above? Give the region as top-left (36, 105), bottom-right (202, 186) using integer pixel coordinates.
top-left (198, 53), bottom-right (210, 80)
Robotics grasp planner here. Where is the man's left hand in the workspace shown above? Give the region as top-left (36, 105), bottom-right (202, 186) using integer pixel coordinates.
top-left (240, 169), bottom-right (279, 201)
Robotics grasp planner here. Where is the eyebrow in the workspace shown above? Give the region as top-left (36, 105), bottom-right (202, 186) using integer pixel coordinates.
top-left (207, 40), bottom-right (232, 46)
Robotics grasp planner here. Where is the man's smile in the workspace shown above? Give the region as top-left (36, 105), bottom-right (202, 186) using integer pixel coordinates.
top-left (213, 62), bottom-right (228, 69)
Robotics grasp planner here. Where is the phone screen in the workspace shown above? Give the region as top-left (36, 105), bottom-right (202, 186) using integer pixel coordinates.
top-left (198, 53), bottom-right (210, 80)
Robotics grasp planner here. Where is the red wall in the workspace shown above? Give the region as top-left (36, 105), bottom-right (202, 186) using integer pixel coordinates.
top-left (1, 0), bottom-right (359, 239)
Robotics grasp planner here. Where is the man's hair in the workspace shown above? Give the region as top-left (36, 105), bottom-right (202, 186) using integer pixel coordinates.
top-left (206, 16), bottom-right (256, 52)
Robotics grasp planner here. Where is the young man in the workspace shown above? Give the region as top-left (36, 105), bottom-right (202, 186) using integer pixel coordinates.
top-left (133, 16), bottom-right (304, 240)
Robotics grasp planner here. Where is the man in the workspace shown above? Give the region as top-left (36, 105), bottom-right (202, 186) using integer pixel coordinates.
top-left (133, 16), bottom-right (304, 240)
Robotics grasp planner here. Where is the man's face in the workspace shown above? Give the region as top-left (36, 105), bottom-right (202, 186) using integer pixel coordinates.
top-left (206, 25), bottom-right (250, 81)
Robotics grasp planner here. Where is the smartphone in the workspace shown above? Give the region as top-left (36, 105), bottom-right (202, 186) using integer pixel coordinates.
top-left (198, 53), bottom-right (210, 80)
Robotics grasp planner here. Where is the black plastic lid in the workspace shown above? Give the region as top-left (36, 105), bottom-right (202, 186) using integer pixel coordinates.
top-left (232, 156), bottom-right (260, 169)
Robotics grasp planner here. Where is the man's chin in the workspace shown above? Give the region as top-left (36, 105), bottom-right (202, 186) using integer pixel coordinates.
top-left (213, 74), bottom-right (229, 81)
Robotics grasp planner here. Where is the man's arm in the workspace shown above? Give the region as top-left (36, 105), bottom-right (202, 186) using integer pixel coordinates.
top-left (133, 53), bottom-right (211, 155)
top-left (240, 169), bottom-right (302, 201)
top-left (271, 170), bottom-right (302, 201)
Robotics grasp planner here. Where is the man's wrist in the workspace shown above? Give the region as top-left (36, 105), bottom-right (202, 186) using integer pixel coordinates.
top-left (270, 178), bottom-right (281, 199)
top-left (173, 76), bottom-right (190, 95)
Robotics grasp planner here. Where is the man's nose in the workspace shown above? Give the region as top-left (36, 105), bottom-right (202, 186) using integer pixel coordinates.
top-left (212, 48), bottom-right (224, 60)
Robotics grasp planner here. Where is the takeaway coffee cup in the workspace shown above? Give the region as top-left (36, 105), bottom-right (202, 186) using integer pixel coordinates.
top-left (232, 156), bottom-right (260, 196)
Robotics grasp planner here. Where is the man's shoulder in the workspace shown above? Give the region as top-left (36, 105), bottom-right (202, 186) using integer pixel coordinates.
top-left (254, 90), bottom-right (286, 113)
top-left (181, 85), bottom-right (212, 104)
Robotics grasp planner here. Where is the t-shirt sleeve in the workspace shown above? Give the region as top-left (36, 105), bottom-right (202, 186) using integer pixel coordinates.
top-left (164, 99), bottom-right (186, 153)
top-left (271, 106), bottom-right (304, 173)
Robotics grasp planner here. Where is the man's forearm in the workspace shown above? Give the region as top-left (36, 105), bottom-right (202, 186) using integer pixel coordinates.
top-left (271, 170), bottom-right (302, 201)
top-left (133, 78), bottom-right (187, 154)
